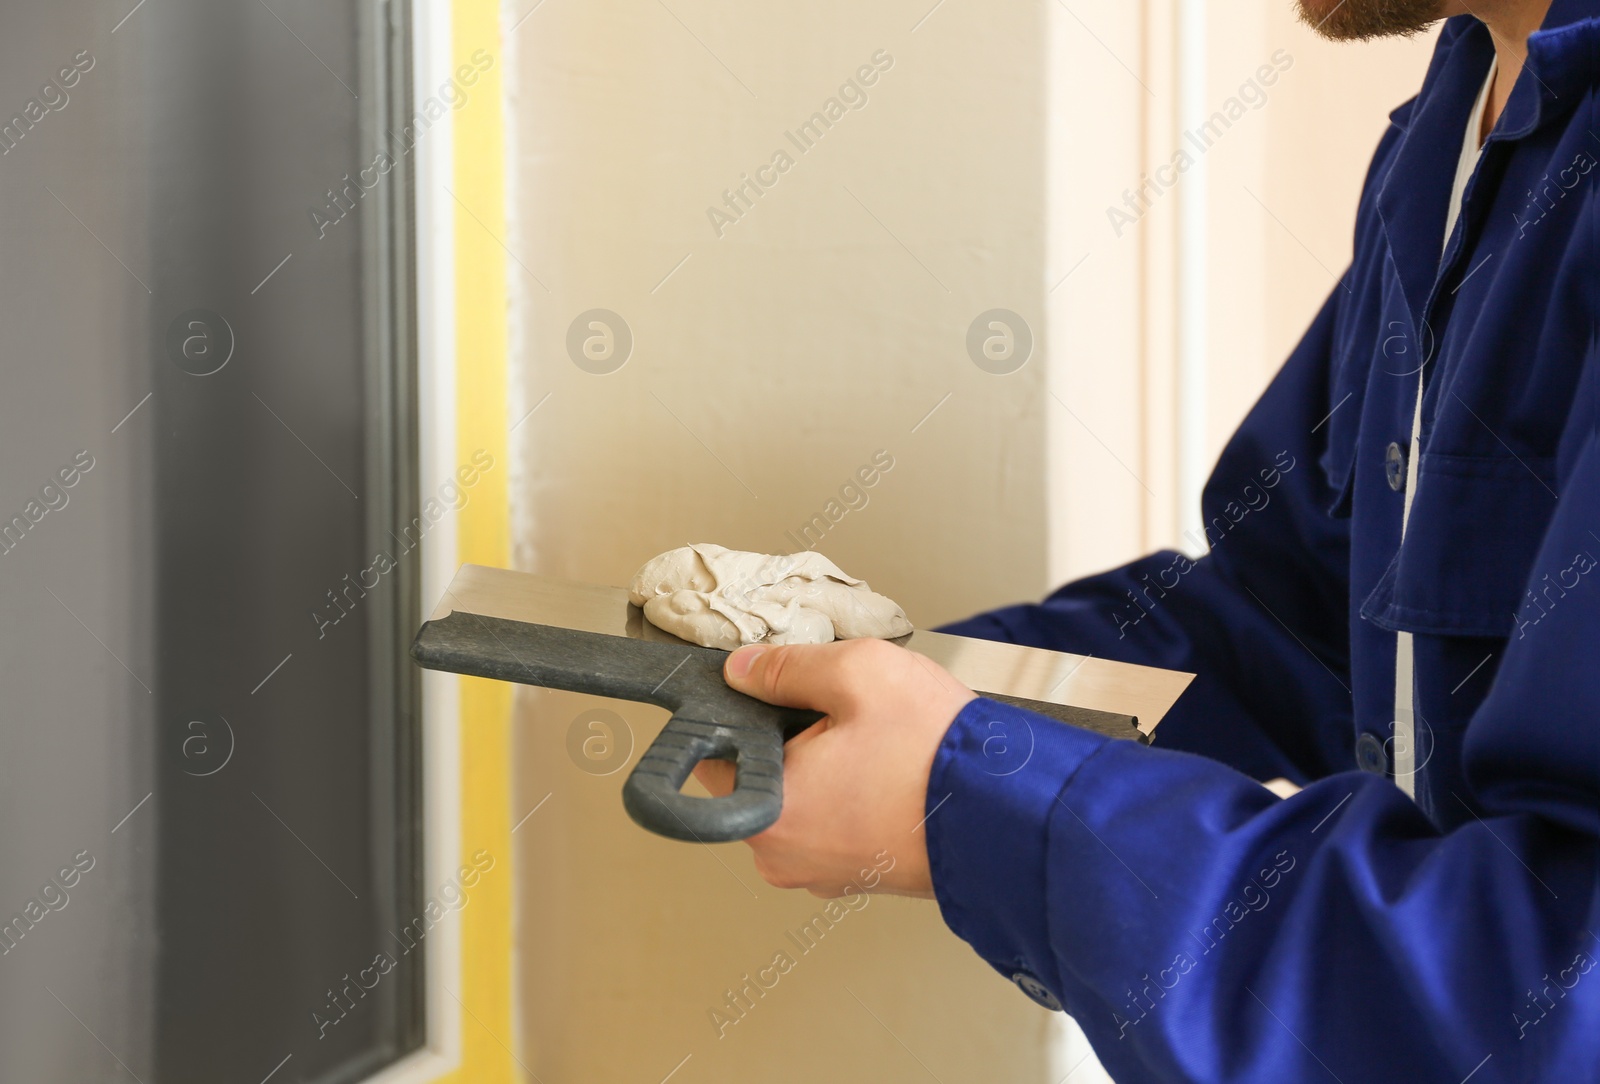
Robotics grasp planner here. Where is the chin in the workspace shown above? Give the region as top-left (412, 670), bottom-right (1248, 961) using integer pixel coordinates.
top-left (1295, 0), bottom-right (1446, 41)
top-left (1296, 0), bottom-right (1342, 19)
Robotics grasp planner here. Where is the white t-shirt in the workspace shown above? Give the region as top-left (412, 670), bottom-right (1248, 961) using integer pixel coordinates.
top-left (1444, 59), bottom-right (1497, 257)
top-left (1393, 60), bottom-right (1498, 798)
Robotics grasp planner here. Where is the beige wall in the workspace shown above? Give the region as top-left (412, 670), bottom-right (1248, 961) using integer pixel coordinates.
top-left (503, 3), bottom-right (1057, 628)
top-left (1046, 3), bottom-right (1436, 579)
top-left (1196, 5), bottom-right (1437, 486)
top-left (503, 1), bottom-right (1435, 1081)
top-left (506, 1), bottom-right (1071, 1081)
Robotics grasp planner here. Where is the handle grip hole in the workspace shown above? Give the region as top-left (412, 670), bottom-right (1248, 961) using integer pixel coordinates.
top-left (683, 752), bottom-right (738, 796)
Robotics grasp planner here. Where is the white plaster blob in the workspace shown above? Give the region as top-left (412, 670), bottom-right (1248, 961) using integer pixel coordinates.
top-left (628, 543), bottom-right (914, 649)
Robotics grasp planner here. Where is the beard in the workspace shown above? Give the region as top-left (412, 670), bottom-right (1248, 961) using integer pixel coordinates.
top-left (1296, 0), bottom-right (1445, 40)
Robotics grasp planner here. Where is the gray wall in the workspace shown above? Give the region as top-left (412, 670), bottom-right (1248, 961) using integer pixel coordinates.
top-left (0, 2), bottom-right (422, 1080)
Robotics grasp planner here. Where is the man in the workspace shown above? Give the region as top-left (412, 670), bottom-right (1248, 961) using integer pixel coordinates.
top-left (697, 0), bottom-right (1600, 1079)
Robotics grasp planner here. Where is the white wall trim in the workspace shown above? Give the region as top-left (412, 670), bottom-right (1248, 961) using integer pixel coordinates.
top-left (1045, 0), bottom-right (1153, 588)
top-left (363, 0), bottom-right (462, 1078)
top-left (1175, 0), bottom-right (1210, 553)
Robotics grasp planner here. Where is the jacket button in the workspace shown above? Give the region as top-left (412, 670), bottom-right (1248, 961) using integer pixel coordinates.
top-left (1012, 971), bottom-right (1063, 1011)
top-left (1385, 442), bottom-right (1406, 491)
top-left (1355, 732), bottom-right (1389, 775)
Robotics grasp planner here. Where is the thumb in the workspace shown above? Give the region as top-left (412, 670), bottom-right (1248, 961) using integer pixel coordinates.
top-left (723, 640), bottom-right (869, 713)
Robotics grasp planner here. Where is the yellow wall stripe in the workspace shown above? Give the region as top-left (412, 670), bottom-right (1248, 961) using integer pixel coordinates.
top-left (444, 0), bottom-right (514, 1080)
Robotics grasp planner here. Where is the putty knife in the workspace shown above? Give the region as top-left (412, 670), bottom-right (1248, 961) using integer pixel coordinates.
top-left (411, 565), bottom-right (1193, 843)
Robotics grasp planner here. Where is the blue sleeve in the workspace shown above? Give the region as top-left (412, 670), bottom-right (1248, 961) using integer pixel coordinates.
top-left (925, 432), bottom-right (1600, 1083)
top-left (940, 291), bottom-right (1353, 784)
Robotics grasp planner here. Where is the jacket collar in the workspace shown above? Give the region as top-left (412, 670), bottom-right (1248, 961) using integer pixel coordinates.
top-left (1496, 0), bottom-right (1600, 140)
top-left (1375, 3), bottom-right (1600, 340)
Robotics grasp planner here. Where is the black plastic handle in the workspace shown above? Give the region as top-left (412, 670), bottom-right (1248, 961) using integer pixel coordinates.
top-left (621, 712), bottom-right (787, 841)
top-left (410, 609), bottom-right (821, 842)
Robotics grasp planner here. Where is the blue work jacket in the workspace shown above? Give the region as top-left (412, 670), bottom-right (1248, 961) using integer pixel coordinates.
top-left (932, 7), bottom-right (1600, 1081)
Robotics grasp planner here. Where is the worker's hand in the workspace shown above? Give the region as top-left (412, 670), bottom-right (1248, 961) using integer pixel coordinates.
top-left (692, 639), bottom-right (977, 899)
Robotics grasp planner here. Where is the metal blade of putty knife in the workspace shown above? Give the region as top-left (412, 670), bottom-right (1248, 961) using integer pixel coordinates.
top-left (411, 565), bottom-right (1193, 843)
